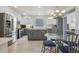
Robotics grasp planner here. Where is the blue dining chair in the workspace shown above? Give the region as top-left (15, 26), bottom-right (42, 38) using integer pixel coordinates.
top-left (58, 32), bottom-right (79, 53)
top-left (41, 37), bottom-right (56, 53)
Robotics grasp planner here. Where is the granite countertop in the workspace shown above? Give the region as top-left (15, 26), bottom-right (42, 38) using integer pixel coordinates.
top-left (26, 28), bottom-right (47, 30)
top-left (0, 37), bottom-right (12, 45)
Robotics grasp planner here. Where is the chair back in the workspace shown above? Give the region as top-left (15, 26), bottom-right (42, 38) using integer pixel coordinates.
top-left (66, 31), bottom-right (78, 44)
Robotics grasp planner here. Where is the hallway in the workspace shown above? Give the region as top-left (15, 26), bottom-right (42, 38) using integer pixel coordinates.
top-left (8, 36), bottom-right (43, 53)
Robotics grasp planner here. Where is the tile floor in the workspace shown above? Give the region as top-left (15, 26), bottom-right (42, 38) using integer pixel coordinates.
top-left (8, 36), bottom-right (56, 53)
top-left (8, 36), bottom-right (43, 53)
top-left (7, 36), bottom-right (79, 53)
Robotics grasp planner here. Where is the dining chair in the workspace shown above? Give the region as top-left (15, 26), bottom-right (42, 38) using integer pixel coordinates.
top-left (58, 31), bottom-right (79, 53)
top-left (41, 36), bottom-right (56, 53)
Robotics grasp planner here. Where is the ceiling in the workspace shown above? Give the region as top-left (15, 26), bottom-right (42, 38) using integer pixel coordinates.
top-left (9, 6), bottom-right (75, 15)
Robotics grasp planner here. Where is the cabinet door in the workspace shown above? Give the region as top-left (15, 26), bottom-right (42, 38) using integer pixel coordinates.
top-left (32, 30), bottom-right (37, 39)
top-left (36, 30), bottom-right (43, 40)
top-left (35, 30), bottom-right (46, 40)
top-left (31, 30), bottom-right (34, 39)
top-left (28, 30), bottom-right (33, 39)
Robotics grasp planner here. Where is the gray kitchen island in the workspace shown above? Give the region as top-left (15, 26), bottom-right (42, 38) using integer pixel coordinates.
top-left (26, 28), bottom-right (47, 40)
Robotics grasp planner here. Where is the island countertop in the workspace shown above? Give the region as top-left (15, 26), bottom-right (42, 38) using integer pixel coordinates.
top-left (0, 37), bottom-right (12, 45)
top-left (26, 28), bottom-right (47, 30)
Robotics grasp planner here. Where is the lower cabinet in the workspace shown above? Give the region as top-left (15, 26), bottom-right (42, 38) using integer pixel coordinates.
top-left (17, 28), bottom-right (27, 39)
top-left (27, 30), bottom-right (46, 40)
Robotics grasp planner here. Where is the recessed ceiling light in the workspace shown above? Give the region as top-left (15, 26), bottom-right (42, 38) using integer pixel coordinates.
top-left (14, 6), bottom-right (17, 8)
top-left (23, 13), bottom-right (26, 15)
top-left (38, 6), bottom-right (41, 8)
top-left (56, 10), bottom-right (60, 13)
top-left (61, 10), bottom-right (65, 13)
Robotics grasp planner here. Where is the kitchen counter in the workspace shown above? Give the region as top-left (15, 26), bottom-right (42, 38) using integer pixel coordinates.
top-left (0, 37), bottom-right (12, 45)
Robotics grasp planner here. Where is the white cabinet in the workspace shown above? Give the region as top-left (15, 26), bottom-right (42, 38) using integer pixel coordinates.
top-left (0, 43), bottom-right (8, 53)
top-left (0, 38), bottom-right (12, 53)
top-left (66, 12), bottom-right (76, 29)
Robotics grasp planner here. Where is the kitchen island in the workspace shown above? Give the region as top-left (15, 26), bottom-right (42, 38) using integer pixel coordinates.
top-left (26, 28), bottom-right (47, 40)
